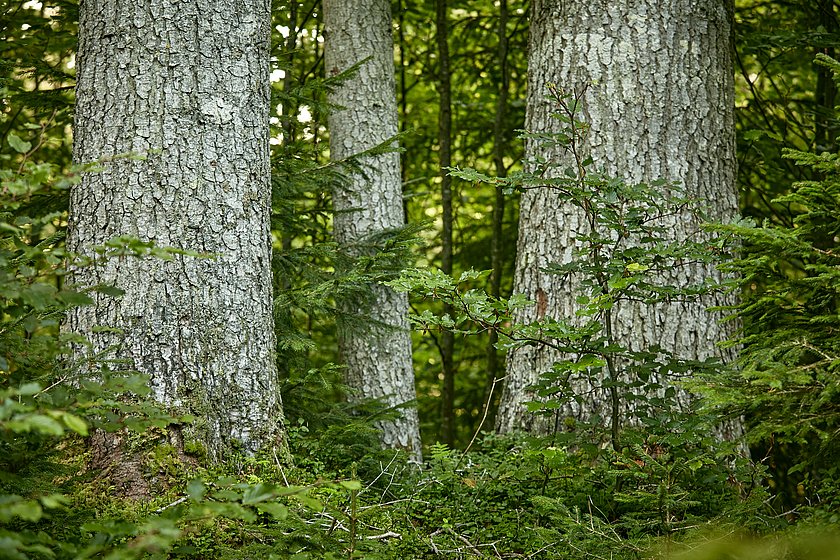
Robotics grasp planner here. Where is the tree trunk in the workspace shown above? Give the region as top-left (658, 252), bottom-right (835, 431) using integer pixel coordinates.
top-left (436, 0), bottom-right (457, 448)
top-left (485, 0), bottom-right (510, 429)
top-left (324, 0), bottom-right (422, 461)
top-left (67, 0), bottom-right (284, 461)
top-left (815, 0), bottom-right (838, 152)
top-left (497, 0), bottom-right (740, 435)
top-left (397, 0), bottom-right (410, 224)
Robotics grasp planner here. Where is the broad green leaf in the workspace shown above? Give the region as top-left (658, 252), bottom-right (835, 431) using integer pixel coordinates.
top-left (39, 494), bottom-right (69, 509)
top-left (338, 480), bottom-right (361, 491)
top-left (2, 497), bottom-right (44, 522)
top-left (186, 480), bottom-right (206, 501)
top-left (17, 382), bottom-right (41, 396)
top-left (7, 133), bottom-right (32, 154)
top-left (242, 484), bottom-right (275, 504)
top-left (8, 414), bottom-right (64, 436)
top-left (61, 412), bottom-right (89, 436)
top-left (255, 502), bottom-right (288, 519)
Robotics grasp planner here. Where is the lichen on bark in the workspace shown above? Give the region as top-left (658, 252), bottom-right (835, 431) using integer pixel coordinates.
top-left (498, 0), bottom-right (741, 437)
top-left (67, 0), bottom-right (285, 463)
top-left (324, 0), bottom-right (422, 461)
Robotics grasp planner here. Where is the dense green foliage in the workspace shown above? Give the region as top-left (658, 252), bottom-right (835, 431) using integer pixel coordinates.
top-left (396, 86), bottom-right (740, 449)
top-left (711, 54), bottom-right (840, 516)
top-left (1, 0), bottom-right (840, 558)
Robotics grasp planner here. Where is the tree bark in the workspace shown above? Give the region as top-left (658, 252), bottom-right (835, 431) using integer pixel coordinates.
top-left (436, 0), bottom-right (457, 448)
top-left (397, 0), bottom-right (409, 193)
top-left (815, 0), bottom-right (838, 152)
top-left (485, 0), bottom-right (510, 429)
top-left (324, 0), bottom-right (422, 461)
top-left (68, 0), bottom-right (284, 461)
top-left (497, 0), bottom-right (740, 436)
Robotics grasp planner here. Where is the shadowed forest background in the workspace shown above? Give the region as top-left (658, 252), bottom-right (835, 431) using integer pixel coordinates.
top-left (2, 0), bottom-right (840, 558)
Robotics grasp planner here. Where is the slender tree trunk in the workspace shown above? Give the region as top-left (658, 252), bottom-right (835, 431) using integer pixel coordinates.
top-left (497, 0), bottom-right (740, 436)
top-left (68, 0), bottom-right (284, 462)
top-left (485, 0), bottom-right (510, 429)
top-left (281, 1), bottom-right (300, 150)
top-left (436, 0), bottom-right (456, 448)
top-left (397, 0), bottom-right (411, 224)
top-left (815, 0), bottom-right (837, 152)
top-left (324, 0), bottom-right (422, 461)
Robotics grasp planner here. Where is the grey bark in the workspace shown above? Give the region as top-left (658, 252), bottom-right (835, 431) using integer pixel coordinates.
top-left (324, 0), bottom-right (422, 461)
top-left (497, 0), bottom-right (740, 435)
top-left (67, 0), bottom-right (284, 461)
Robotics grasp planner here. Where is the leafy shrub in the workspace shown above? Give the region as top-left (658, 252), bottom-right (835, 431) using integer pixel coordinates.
top-left (709, 53), bottom-right (840, 516)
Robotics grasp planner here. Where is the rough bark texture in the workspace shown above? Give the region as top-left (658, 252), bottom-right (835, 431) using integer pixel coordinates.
top-left (497, 0), bottom-right (739, 434)
top-left (324, 0), bottom-right (422, 461)
top-left (68, 0), bottom-right (284, 461)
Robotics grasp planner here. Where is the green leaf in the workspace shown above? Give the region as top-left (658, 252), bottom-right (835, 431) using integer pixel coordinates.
top-left (17, 382), bottom-right (41, 396)
top-left (242, 484), bottom-right (275, 504)
top-left (743, 128), bottom-right (782, 143)
top-left (457, 269), bottom-right (487, 282)
top-left (8, 414), bottom-right (65, 436)
top-left (39, 494), bottom-right (69, 509)
top-left (255, 502), bottom-right (288, 519)
top-left (22, 315), bottom-right (40, 333)
top-left (338, 480), bottom-right (362, 491)
top-left (187, 480), bottom-right (206, 501)
top-left (93, 284), bottom-right (126, 297)
top-left (211, 489), bottom-right (241, 502)
top-left (7, 133), bottom-right (32, 154)
top-left (293, 493), bottom-right (323, 511)
top-left (626, 262), bottom-right (649, 272)
top-left (1, 497), bottom-right (44, 522)
top-left (61, 412), bottom-right (89, 436)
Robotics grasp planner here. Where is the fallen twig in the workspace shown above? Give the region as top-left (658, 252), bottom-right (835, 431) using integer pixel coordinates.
top-left (154, 496), bottom-right (188, 514)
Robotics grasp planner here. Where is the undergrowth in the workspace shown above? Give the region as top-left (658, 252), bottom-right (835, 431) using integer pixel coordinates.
top-left (4, 56), bottom-right (840, 560)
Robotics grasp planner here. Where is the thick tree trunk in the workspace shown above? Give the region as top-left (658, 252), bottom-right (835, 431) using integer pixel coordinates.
top-left (497, 0), bottom-right (740, 435)
top-left (67, 0), bottom-right (284, 462)
top-left (324, 0), bottom-right (422, 461)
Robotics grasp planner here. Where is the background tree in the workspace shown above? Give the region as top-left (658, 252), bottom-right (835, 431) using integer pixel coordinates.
top-left (485, 0), bottom-right (512, 427)
top-left (323, 0), bottom-right (422, 460)
top-left (497, 0), bottom-right (740, 434)
top-left (396, 0), bottom-right (528, 445)
top-left (435, 0), bottom-right (457, 447)
top-left (66, 0), bottom-right (284, 462)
